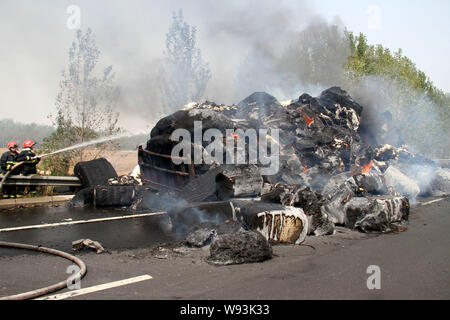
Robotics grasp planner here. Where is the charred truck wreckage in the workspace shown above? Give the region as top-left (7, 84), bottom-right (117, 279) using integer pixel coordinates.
top-left (70, 86), bottom-right (450, 265)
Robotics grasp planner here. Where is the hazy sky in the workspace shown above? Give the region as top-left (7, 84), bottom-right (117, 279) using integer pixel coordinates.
top-left (0, 0), bottom-right (448, 132)
top-left (315, 0), bottom-right (450, 93)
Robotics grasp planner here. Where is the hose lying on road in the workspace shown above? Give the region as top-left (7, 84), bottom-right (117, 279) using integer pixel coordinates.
top-left (0, 241), bottom-right (87, 300)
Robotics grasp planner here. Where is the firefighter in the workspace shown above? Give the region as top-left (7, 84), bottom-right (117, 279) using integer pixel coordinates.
top-left (0, 141), bottom-right (21, 199)
top-left (17, 140), bottom-right (41, 196)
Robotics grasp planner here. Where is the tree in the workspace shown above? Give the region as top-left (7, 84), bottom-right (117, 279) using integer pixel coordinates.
top-left (160, 10), bottom-right (211, 113)
top-left (42, 28), bottom-right (120, 175)
top-left (343, 31), bottom-right (450, 157)
top-left (279, 23), bottom-right (350, 89)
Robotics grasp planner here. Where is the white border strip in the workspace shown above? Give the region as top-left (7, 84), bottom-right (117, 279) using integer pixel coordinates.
top-left (0, 212), bottom-right (167, 233)
top-left (35, 274), bottom-right (153, 300)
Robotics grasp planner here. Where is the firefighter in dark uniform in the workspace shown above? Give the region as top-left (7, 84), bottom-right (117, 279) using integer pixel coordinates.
top-left (0, 141), bottom-right (21, 199)
top-left (17, 140), bottom-right (41, 196)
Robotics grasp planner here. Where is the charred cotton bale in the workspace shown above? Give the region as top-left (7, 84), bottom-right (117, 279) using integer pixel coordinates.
top-left (150, 108), bottom-right (234, 139)
top-left (261, 185), bottom-right (334, 236)
top-left (344, 196), bottom-right (410, 233)
top-left (384, 166), bottom-right (420, 200)
top-left (261, 184), bottom-right (297, 206)
top-left (185, 222), bottom-right (218, 248)
top-left (216, 165), bottom-right (263, 200)
top-left (353, 172), bottom-right (386, 195)
top-left (321, 170), bottom-right (388, 226)
top-left (237, 202), bottom-right (309, 244)
top-left (293, 187), bottom-right (335, 236)
top-left (208, 229), bottom-right (272, 265)
top-left (316, 87), bottom-right (363, 132)
top-left (185, 221), bottom-right (246, 248)
top-left (322, 175), bottom-right (359, 225)
top-left (256, 207), bottom-right (309, 245)
top-left (322, 173), bottom-right (353, 198)
top-left (236, 92), bottom-right (291, 130)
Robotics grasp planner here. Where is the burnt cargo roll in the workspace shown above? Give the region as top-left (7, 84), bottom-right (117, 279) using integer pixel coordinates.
top-left (215, 165), bottom-right (263, 200)
top-left (236, 201), bottom-right (309, 245)
top-left (208, 229), bottom-right (273, 266)
top-left (74, 158), bottom-right (118, 188)
top-left (93, 186), bottom-right (136, 207)
top-left (344, 195), bottom-right (410, 232)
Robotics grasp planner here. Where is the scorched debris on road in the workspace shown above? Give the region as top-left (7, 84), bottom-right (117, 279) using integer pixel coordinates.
top-left (70, 86), bottom-right (450, 264)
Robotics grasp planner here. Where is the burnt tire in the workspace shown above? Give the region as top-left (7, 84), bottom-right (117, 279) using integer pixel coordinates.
top-left (74, 158), bottom-right (118, 188)
top-left (93, 186), bottom-right (136, 207)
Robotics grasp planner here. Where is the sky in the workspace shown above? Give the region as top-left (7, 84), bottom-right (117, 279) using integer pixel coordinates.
top-left (315, 0), bottom-right (450, 93)
top-left (0, 0), bottom-right (448, 132)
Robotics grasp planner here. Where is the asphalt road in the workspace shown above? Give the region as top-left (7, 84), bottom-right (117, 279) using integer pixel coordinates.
top-left (0, 197), bottom-right (449, 300)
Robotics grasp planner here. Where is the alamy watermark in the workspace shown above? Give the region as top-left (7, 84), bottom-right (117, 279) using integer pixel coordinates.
top-left (170, 121), bottom-right (280, 175)
top-left (66, 5), bottom-right (81, 30)
top-left (66, 265), bottom-right (81, 290)
top-left (366, 265), bottom-right (381, 290)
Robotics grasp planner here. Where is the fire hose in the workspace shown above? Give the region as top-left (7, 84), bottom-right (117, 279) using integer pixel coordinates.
top-left (0, 161), bottom-right (24, 194)
top-left (0, 156), bottom-right (42, 194)
top-left (0, 151), bottom-right (73, 194)
top-left (0, 241), bottom-right (87, 300)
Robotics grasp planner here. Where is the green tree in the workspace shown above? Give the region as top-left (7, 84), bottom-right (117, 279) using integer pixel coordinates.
top-left (42, 28), bottom-right (120, 175)
top-left (344, 31), bottom-right (450, 157)
top-left (160, 10), bottom-right (211, 113)
top-left (279, 23), bottom-right (350, 88)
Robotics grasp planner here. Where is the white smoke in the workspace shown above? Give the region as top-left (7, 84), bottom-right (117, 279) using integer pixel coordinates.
top-left (0, 0), bottom-right (447, 160)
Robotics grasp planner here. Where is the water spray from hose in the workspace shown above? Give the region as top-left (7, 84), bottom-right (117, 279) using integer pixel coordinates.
top-left (36, 133), bottom-right (133, 159)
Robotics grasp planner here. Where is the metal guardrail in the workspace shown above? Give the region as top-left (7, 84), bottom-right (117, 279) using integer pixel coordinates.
top-left (0, 175), bottom-right (82, 187)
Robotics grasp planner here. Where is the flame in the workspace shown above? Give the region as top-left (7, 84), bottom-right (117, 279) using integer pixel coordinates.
top-left (361, 160), bottom-right (373, 174)
top-left (303, 166), bottom-right (308, 172)
top-left (301, 109), bottom-right (314, 127)
top-left (230, 132), bottom-right (238, 140)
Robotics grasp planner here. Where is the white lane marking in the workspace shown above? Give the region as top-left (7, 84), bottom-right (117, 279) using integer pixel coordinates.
top-left (0, 212), bottom-right (167, 233)
top-left (421, 198), bottom-right (444, 206)
top-left (35, 275), bottom-right (153, 300)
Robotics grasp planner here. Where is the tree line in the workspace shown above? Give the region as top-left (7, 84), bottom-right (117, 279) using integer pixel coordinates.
top-left (0, 119), bottom-right (54, 147)
top-left (344, 31), bottom-right (450, 158)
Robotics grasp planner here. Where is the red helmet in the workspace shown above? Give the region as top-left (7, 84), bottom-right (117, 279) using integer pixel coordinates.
top-left (23, 140), bottom-right (36, 148)
top-left (8, 141), bottom-right (19, 149)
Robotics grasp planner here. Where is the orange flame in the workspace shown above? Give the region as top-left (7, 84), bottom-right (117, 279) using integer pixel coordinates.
top-left (230, 132), bottom-right (238, 140)
top-left (361, 161), bottom-right (373, 174)
top-left (301, 109), bottom-right (314, 127)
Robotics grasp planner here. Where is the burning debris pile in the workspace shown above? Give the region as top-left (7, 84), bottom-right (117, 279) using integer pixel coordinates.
top-left (71, 86), bottom-right (450, 264)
